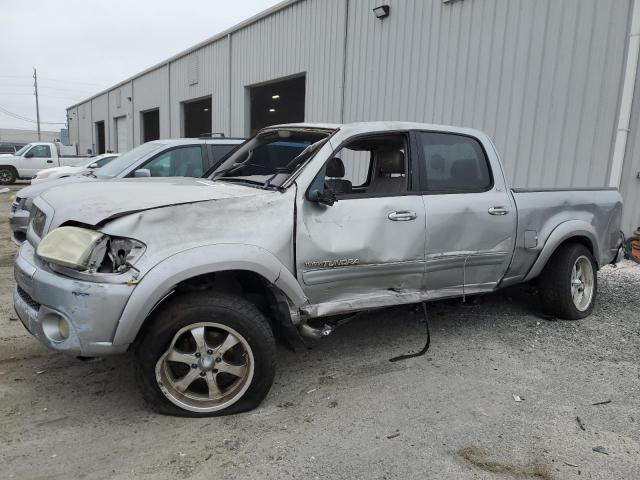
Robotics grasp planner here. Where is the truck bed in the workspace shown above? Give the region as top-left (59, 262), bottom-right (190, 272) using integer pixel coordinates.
top-left (502, 187), bottom-right (623, 286)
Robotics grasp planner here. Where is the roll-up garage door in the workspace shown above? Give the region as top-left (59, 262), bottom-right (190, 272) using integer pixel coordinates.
top-left (115, 116), bottom-right (128, 153)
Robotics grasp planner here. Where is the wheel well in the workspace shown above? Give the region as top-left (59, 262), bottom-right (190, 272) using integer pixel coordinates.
top-left (141, 270), bottom-right (301, 349)
top-left (554, 236), bottom-right (597, 266)
top-left (0, 165), bottom-right (18, 173)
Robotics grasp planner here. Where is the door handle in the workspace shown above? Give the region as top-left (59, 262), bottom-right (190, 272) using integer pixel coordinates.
top-left (46, 160), bottom-right (53, 163)
top-left (388, 210), bottom-right (418, 221)
top-left (488, 206), bottom-right (509, 216)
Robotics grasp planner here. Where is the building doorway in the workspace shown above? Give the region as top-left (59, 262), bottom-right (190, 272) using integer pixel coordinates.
top-left (95, 121), bottom-right (105, 154)
top-left (249, 75), bottom-right (305, 136)
top-left (141, 109), bottom-right (160, 142)
top-left (182, 97), bottom-right (212, 138)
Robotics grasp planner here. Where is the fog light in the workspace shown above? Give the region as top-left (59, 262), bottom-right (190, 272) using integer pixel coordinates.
top-left (58, 317), bottom-right (70, 340)
top-left (42, 314), bottom-right (70, 342)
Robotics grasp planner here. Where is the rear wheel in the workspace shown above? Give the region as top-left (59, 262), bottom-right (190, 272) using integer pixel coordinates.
top-left (0, 167), bottom-right (17, 185)
top-left (538, 243), bottom-right (597, 319)
top-left (134, 292), bottom-right (276, 417)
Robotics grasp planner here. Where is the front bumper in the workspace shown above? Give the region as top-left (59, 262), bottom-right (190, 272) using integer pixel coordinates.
top-left (13, 241), bottom-right (134, 356)
top-left (9, 206), bottom-right (29, 245)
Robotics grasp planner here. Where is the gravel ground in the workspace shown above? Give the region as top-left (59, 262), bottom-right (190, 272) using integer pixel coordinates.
top-left (0, 183), bottom-right (639, 480)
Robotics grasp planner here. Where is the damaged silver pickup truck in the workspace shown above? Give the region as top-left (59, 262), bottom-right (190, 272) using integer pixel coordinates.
top-left (14, 122), bottom-right (624, 416)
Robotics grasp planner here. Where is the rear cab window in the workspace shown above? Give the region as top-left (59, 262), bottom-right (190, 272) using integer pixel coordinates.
top-left (416, 132), bottom-right (492, 193)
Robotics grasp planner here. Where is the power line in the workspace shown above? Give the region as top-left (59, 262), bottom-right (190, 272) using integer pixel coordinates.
top-left (0, 105), bottom-right (66, 125)
top-left (0, 74), bottom-right (108, 88)
top-left (39, 77), bottom-right (108, 88)
top-left (0, 82), bottom-right (100, 93)
top-left (0, 92), bottom-right (86, 100)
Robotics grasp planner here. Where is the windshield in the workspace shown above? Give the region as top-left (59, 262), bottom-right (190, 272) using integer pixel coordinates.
top-left (15, 144), bottom-right (31, 156)
top-left (96, 143), bottom-right (165, 178)
top-left (210, 129), bottom-right (332, 188)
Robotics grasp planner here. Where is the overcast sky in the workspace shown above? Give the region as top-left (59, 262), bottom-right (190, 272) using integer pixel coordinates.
top-left (0, 0), bottom-right (282, 133)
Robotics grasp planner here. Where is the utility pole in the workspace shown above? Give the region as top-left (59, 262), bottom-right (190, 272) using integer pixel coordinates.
top-left (33, 67), bottom-right (41, 140)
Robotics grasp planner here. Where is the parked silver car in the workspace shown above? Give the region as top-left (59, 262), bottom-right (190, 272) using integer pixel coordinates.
top-left (13, 122), bottom-right (624, 416)
top-left (9, 138), bottom-right (243, 244)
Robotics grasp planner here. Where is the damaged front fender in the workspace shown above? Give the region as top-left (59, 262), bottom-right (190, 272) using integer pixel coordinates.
top-left (110, 243), bottom-right (307, 348)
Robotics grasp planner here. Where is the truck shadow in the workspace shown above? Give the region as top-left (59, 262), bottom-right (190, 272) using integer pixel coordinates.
top-left (15, 283), bottom-right (541, 420)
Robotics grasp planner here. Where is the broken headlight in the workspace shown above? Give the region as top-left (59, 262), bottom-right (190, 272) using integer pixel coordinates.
top-left (36, 226), bottom-right (145, 273)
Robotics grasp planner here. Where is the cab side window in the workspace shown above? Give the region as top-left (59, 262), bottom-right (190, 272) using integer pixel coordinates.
top-left (28, 145), bottom-right (51, 158)
top-left (321, 134), bottom-right (408, 197)
top-left (141, 146), bottom-right (204, 177)
top-left (418, 132), bottom-right (492, 193)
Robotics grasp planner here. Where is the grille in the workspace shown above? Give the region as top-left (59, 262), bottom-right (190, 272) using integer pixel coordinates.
top-left (17, 286), bottom-right (41, 310)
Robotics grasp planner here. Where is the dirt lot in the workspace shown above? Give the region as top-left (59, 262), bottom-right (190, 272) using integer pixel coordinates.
top-left (0, 183), bottom-right (639, 480)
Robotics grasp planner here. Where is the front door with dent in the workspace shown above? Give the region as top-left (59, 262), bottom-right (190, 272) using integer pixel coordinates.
top-left (296, 132), bottom-right (426, 308)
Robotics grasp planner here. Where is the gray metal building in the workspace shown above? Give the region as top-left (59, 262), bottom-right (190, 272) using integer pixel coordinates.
top-left (67, 0), bottom-right (640, 234)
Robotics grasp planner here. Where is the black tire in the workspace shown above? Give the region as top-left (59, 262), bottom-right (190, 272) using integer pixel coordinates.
top-left (538, 243), bottom-right (598, 320)
top-left (134, 292), bottom-right (276, 417)
top-left (0, 166), bottom-right (17, 185)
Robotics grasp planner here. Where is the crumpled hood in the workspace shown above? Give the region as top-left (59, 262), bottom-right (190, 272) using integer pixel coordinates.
top-left (39, 177), bottom-right (269, 227)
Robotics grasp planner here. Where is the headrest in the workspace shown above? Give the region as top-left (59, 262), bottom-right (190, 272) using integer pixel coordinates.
top-left (378, 151), bottom-right (405, 174)
top-left (326, 157), bottom-right (345, 178)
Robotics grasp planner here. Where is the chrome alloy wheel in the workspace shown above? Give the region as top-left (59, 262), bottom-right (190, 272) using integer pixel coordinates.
top-left (571, 255), bottom-right (594, 312)
top-left (155, 322), bottom-right (254, 413)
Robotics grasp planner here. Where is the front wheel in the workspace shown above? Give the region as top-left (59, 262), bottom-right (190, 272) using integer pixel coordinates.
top-left (538, 243), bottom-right (597, 319)
top-left (134, 292), bottom-right (276, 417)
top-left (0, 167), bottom-right (17, 185)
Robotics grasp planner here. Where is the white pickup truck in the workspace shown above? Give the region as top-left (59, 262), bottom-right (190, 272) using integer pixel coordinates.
top-left (0, 142), bottom-right (87, 184)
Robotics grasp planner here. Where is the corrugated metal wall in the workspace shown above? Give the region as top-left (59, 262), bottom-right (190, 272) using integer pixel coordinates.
top-left (169, 40), bottom-right (230, 137)
top-left (133, 66), bottom-right (170, 142)
top-left (65, 0), bottom-right (639, 232)
top-left (108, 82), bottom-right (133, 152)
top-left (343, 0), bottom-right (631, 189)
top-left (91, 94), bottom-right (109, 152)
top-left (229, 0), bottom-right (346, 135)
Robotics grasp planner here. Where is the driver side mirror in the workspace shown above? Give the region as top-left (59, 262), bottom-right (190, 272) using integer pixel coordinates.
top-left (88, 163), bottom-right (98, 169)
top-left (307, 188), bottom-right (337, 207)
top-left (134, 168), bottom-right (151, 178)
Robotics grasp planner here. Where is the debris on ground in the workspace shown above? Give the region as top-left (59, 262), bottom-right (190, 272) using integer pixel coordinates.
top-left (591, 400), bottom-right (612, 406)
top-left (592, 446), bottom-right (609, 455)
top-left (457, 445), bottom-right (555, 480)
top-left (513, 394), bottom-right (524, 402)
top-left (576, 416), bottom-right (586, 431)
top-left (386, 431), bottom-right (400, 439)
top-left (328, 400), bottom-right (338, 408)
top-left (563, 460), bottom-right (579, 467)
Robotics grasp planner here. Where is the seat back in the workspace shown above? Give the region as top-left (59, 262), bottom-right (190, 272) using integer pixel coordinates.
top-left (368, 151), bottom-right (406, 194)
top-left (325, 157), bottom-right (353, 194)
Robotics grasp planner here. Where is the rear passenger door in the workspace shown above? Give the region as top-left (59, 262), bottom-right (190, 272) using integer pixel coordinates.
top-left (416, 131), bottom-right (516, 298)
